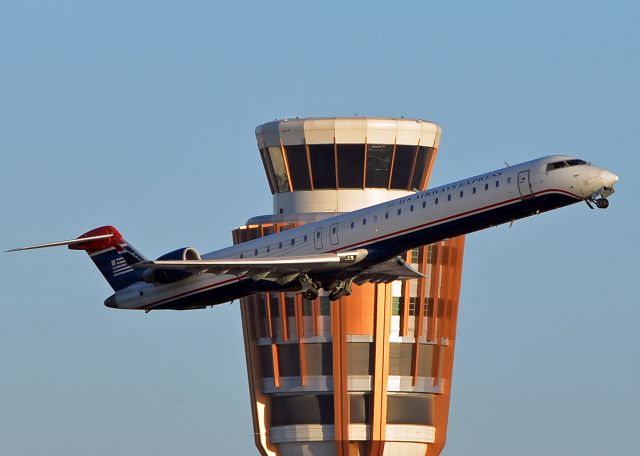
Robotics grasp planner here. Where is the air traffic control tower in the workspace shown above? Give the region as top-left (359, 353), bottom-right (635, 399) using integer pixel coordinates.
top-left (232, 117), bottom-right (465, 456)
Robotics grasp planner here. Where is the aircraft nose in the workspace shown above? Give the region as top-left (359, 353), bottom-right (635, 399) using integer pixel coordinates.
top-left (599, 169), bottom-right (619, 187)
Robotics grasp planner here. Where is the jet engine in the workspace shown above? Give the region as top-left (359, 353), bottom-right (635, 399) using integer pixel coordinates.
top-left (143, 247), bottom-right (202, 284)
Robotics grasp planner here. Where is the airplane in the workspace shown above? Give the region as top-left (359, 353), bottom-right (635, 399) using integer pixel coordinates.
top-left (8, 155), bottom-right (618, 312)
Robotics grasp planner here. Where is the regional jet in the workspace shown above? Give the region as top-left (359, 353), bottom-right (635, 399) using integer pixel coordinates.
top-left (9, 155), bottom-right (618, 312)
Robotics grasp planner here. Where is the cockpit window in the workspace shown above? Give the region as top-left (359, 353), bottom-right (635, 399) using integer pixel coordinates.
top-left (547, 161), bottom-right (568, 171)
top-left (546, 159), bottom-right (588, 172)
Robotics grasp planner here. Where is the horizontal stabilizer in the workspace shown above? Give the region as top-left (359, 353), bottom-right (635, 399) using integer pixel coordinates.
top-left (7, 234), bottom-right (114, 252)
top-left (7, 226), bottom-right (147, 291)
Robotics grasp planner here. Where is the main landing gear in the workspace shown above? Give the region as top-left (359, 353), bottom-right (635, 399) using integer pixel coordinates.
top-left (328, 280), bottom-right (353, 301)
top-left (302, 287), bottom-right (319, 301)
top-left (299, 274), bottom-right (320, 300)
top-left (298, 275), bottom-right (353, 301)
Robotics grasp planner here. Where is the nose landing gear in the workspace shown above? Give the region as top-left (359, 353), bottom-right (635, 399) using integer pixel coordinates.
top-left (586, 185), bottom-right (615, 209)
top-left (586, 197), bottom-right (609, 209)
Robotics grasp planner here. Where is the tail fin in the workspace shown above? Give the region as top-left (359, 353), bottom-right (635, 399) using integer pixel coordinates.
top-left (68, 226), bottom-right (147, 291)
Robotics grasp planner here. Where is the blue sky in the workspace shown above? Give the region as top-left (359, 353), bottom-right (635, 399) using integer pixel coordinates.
top-left (1, 1), bottom-right (638, 454)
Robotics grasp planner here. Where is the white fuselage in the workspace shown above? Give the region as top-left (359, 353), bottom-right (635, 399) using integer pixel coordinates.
top-left (113, 155), bottom-right (617, 311)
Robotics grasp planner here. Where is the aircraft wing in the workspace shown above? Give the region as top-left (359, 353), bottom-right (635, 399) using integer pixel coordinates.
top-left (353, 257), bottom-right (425, 285)
top-left (131, 249), bottom-right (369, 282)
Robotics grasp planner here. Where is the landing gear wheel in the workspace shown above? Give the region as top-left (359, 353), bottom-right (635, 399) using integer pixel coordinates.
top-left (302, 288), bottom-right (319, 301)
top-left (329, 289), bottom-right (347, 301)
top-left (596, 198), bottom-right (609, 209)
top-left (328, 280), bottom-right (353, 301)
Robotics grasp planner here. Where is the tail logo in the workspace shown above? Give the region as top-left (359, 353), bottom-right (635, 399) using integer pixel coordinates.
top-left (111, 257), bottom-right (134, 277)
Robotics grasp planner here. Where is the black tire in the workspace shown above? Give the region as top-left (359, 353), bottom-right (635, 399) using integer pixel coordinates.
top-left (329, 289), bottom-right (346, 301)
top-left (302, 288), bottom-right (319, 301)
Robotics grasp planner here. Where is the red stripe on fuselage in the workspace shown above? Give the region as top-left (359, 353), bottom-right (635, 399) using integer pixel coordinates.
top-left (335, 188), bottom-right (580, 252)
top-left (140, 188), bottom-right (580, 310)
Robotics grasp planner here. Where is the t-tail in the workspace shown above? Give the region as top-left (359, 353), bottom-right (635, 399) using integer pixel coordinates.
top-left (7, 226), bottom-right (146, 291)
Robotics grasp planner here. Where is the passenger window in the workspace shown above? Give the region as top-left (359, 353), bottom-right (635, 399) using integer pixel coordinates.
top-left (397, 209), bottom-right (402, 215)
top-left (304, 235), bottom-right (308, 242)
top-left (267, 247), bottom-right (270, 253)
top-left (507, 177), bottom-right (511, 184)
top-left (460, 191), bottom-right (463, 198)
top-left (495, 180), bottom-right (500, 188)
top-left (254, 249), bottom-right (258, 256)
top-left (472, 187), bottom-right (476, 194)
top-left (291, 239), bottom-right (295, 246)
top-left (410, 205), bottom-right (414, 212)
top-left (240, 253), bottom-right (244, 259)
top-left (374, 215), bottom-right (378, 222)
top-left (485, 183), bottom-right (489, 191)
top-left (316, 231), bottom-right (321, 238)
top-left (332, 226), bottom-right (336, 234)
top-left (363, 218), bottom-right (367, 225)
top-left (385, 212), bottom-right (389, 219)
top-left (350, 222), bottom-right (355, 229)
top-left (435, 198), bottom-right (438, 205)
top-left (422, 201), bottom-right (426, 208)
top-left (447, 194), bottom-right (451, 201)
top-left (279, 242), bottom-right (283, 249)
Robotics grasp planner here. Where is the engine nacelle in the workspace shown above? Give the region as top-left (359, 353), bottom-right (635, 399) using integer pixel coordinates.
top-left (143, 247), bottom-right (202, 284)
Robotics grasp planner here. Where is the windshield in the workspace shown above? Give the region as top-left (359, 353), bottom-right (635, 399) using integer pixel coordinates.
top-left (546, 159), bottom-right (588, 172)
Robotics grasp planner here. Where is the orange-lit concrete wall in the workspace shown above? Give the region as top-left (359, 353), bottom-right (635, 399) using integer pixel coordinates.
top-left (234, 223), bottom-right (464, 456)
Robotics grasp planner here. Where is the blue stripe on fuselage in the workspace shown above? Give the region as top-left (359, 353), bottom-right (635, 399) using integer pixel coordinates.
top-left (146, 191), bottom-right (579, 310)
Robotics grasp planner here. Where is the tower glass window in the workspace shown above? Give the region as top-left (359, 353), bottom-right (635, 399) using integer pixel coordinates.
top-left (337, 144), bottom-right (365, 188)
top-left (259, 148), bottom-right (278, 194)
top-left (309, 144), bottom-right (337, 189)
top-left (365, 144), bottom-right (393, 188)
top-left (268, 146), bottom-right (290, 192)
top-left (410, 146), bottom-right (431, 190)
top-left (390, 145), bottom-right (417, 189)
top-left (284, 145), bottom-right (312, 190)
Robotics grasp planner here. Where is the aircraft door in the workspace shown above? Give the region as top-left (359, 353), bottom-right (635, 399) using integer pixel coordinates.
top-left (517, 170), bottom-right (534, 199)
top-left (314, 227), bottom-right (323, 250)
top-left (329, 223), bottom-right (339, 245)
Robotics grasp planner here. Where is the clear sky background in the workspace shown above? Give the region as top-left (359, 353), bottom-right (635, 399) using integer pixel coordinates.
top-left (1, 1), bottom-right (638, 455)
